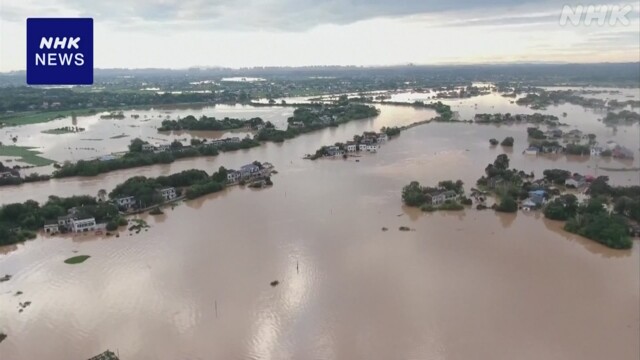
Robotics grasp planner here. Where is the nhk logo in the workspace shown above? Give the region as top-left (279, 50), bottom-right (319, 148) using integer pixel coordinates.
top-left (27, 18), bottom-right (93, 85)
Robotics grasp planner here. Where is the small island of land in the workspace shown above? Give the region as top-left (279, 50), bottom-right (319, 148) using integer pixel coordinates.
top-left (64, 255), bottom-right (91, 264)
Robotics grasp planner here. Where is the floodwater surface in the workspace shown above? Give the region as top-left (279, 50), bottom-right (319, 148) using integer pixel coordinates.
top-left (0, 89), bottom-right (639, 360)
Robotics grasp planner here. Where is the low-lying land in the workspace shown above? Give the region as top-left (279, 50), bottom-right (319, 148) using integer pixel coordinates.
top-left (403, 153), bottom-right (638, 249)
top-left (255, 98), bottom-right (380, 142)
top-left (0, 145), bottom-right (55, 166)
top-left (64, 255), bottom-right (91, 264)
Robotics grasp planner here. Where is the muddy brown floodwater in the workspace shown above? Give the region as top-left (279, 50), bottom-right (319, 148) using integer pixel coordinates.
top-left (0, 97), bottom-right (639, 359)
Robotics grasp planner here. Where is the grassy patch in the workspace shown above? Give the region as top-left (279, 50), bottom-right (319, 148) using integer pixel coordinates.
top-left (0, 108), bottom-right (100, 126)
top-left (64, 255), bottom-right (91, 264)
top-left (0, 146), bottom-right (55, 166)
top-left (110, 134), bottom-right (129, 139)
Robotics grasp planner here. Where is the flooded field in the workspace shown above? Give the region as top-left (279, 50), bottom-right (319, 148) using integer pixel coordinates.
top-left (0, 88), bottom-right (639, 360)
top-left (0, 104), bottom-right (294, 165)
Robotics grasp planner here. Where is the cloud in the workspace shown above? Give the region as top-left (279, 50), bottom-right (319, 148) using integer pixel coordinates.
top-left (1, 0), bottom-right (592, 31)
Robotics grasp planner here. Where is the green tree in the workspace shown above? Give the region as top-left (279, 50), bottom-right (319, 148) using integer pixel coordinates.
top-left (402, 181), bottom-right (426, 207)
top-left (129, 138), bottom-right (145, 153)
top-left (500, 137), bottom-right (514, 147)
top-left (496, 196), bottom-right (517, 213)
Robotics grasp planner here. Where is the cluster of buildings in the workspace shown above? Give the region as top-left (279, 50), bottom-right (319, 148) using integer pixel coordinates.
top-left (115, 187), bottom-right (178, 210)
top-left (523, 144), bottom-right (563, 155)
top-left (524, 137), bottom-right (634, 159)
top-left (589, 141), bottom-right (634, 159)
top-left (226, 162), bottom-right (274, 183)
top-left (321, 131), bottom-right (388, 157)
top-left (43, 207), bottom-right (98, 235)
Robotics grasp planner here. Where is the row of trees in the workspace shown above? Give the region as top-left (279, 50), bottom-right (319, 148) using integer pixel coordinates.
top-left (157, 115), bottom-right (264, 131)
top-left (53, 138), bottom-right (259, 178)
top-left (258, 102), bottom-right (379, 142)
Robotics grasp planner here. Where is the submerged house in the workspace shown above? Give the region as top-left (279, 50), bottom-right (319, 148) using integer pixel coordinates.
top-left (524, 146), bottom-right (539, 155)
top-left (590, 146), bottom-right (603, 156)
top-left (44, 221), bottom-right (59, 234)
top-left (612, 146), bottom-right (634, 159)
top-left (159, 187), bottom-right (177, 201)
top-left (227, 170), bottom-right (241, 182)
top-left (115, 196), bottom-right (136, 208)
top-left (71, 217), bottom-right (97, 233)
top-left (565, 174), bottom-right (586, 188)
top-left (240, 163), bottom-right (261, 178)
top-left (427, 190), bottom-right (459, 205)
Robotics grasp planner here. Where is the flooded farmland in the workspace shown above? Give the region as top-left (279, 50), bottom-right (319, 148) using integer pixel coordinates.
top-left (0, 89), bottom-right (639, 360)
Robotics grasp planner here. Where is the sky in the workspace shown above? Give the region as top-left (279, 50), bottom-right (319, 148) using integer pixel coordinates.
top-left (0, 0), bottom-right (639, 71)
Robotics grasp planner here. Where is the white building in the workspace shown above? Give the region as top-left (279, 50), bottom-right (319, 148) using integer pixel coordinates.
top-left (159, 187), bottom-right (177, 201)
top-left (141, 143), bottom-right (155, 152)
top-left (524, 146), bottom-right (539, 155)
top-left (590, 146), bottom-right (603, 156)
top-left (44, 222), bottom-right (59, 234)
top-left (240, 163), bottom-right (261, 178)
top-left (366, 144), bottom-right (379, 152)
top-left (565, 175), bottom-right (586, 188)
top-left (156, 144), bottom-right (171, 152)
top-left (227, 170), bottom-right (241, 182)
top-left (71, 218), bottom-right (97, 233)
top-left (57, 214), bottom-right (77, 229)
top-left (377, 133), bottom-right (388, 142)
top-left (115, 196), bottom-right (136, 208)
top-left (358, 144), bottom-right (367, 151)
top-left (346, 143), bottom-right (357, 152)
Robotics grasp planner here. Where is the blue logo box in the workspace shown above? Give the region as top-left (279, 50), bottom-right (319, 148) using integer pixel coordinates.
top-left (27, 18), bottom-right (93, 85)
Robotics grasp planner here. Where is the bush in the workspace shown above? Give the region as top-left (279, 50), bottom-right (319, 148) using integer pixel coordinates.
top-left (460, 197), bottom-right (473, 205)
top-left (489, 138), bottom-right (499, 146)
top-left (106, 221), bottom-right (118, 231)
top-left (402, 181), bottom-right (426, 206)
top-left (439, 202), bottom-right (464, 211)
top-left (565, 213), bottom-right (632, 249)
top-left (496, 196), bottom-right (518, 212)
top-left (149, 207), bottom-right (164, 215)
top-left (500, 137), bottom-right (514, 147)
top-left (543, 201), bottom-right (569, 220)
top-left (420, 204), bottom-right (436, 212)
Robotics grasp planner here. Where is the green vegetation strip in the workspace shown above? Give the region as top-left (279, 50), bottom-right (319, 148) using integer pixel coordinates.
top-left (0, 146), bottom-right (55, 166)
top-left (64, 255), bottom-right (91, 264)
top-left (0, 109), bottom-right (97, 126)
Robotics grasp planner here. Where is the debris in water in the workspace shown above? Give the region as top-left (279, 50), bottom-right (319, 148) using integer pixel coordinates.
top-left (382, 227), bottom-right (388, 231)
top-left (15, 291), bottom-right (23, 296)
top-left (0, 274), bottom-right (11, 282)
top-left (270, 280), bottom-right (279, 287)
top-left (399, 226), bottom-right (411, 231)
top-left (0, 332), bottom-right (6, 344)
